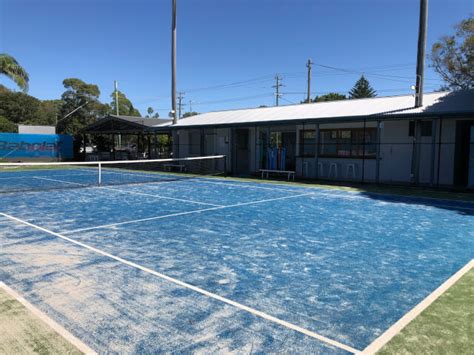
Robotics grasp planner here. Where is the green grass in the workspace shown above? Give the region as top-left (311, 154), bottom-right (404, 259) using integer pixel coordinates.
top-left (379, 268), bottom-right (474, 354)
top-left (0, 287), bottom-right (83, 355)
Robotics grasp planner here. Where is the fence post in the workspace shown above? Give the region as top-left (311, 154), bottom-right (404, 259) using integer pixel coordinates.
top-left (361, 118), bottom-right (366, 183)
top-left (376, 120), bottom-right (381, 184)
top-left (315, 123), bottom-right (320, 180)
top-left (436, 118), bottom-right (443, 187)
top-left (430, 118), bottom-right (437, 186)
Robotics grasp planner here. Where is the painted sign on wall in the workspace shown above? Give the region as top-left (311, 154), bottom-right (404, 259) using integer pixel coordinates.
top-left (0, 133), bottom-right (73, 159)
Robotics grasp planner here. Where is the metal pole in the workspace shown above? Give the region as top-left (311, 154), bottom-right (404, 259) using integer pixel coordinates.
top-left (114, 80), bottom-right (119, 115)
top-left (430, 118), bottom-right (437, 186)
top-left (415, 0), bottom-right (428, 107)
top-left (315, 123), bottom-right (319, 179)
top-left (306, 59), bottom-right (313, 103)
top-left (302, 122), bottom-right (305, 177)
top-left (254, 126), bottom-right (258, 174)
top-left (177, 92), bottom-right (185, 118)
top-left (171, 0), bottom-right (177, 124)
top-left (436, 118), bottom-right (443, 187)
top-left (273, 75), bottom-right (283, 106)
top-left (376, 120), bottom-right (381, 183)
top-left (361, 119), bottom-right (366, 183)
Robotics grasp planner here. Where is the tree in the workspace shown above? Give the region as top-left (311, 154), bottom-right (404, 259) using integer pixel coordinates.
top-left (39, 100), bottom-right (62, 125)
top-left (315, 93), bottom-right (346, 102)
top-left (0, 90), bottom-right (60, 127)
top-left (0, 115), bottom-right (16, 132)
top-left (349, 75), bottom-right (377, 98)
top-left (147, 107), bottom-right (154, 117)
top-left (58, 78), bottom-right (107, 136)
top-left (182, 111), bottom-right (198, 118)
top-left (0, 91), bottom-right (42, 124)
top-left (301, 92), bottom-right (346, 103)
top-left (0, 54), bottom-right (29, 93)
top-left (430, 17), bottom-right (474, 90)
top-left (110, 90), bottom-right (141, 117)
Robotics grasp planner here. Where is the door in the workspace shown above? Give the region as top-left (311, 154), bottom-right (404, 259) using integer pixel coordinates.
top-left (234, 129), bottom-right (250, 175)
top-left (282, 132), bottom-right (296, 171)
top-left (454, 120), bottom-right (474, 188)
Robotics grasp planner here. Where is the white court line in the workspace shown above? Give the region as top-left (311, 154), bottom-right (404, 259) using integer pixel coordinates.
top-left (362, 259), bottom-right (474, 354)
top-left (0, 281), bottom-right (96, 354)
top-left (100, 186), bottom-right (223, 207)
top-left (33, 176), bottom-right (86, 186)
top-left (191, 179), bottom-right (474, 211)
top-left (191, 176), bottom-right (474, 205)
top-left (32, 176), bottom-right (222, 207)
top-left (0, 172), bottom-right (96, 180)
top-left (173, 179), bottom-right (474, 211)
top-left (29, 176), bottom-right (474, 213)
top-left (0, 212), bottom-right (359, 354)
top-left (189, 178), bottom-right (302, 193)
top-left (98, 168), bottom-right (180, 180)
top-left (61, 192), bottom-right (315, 234)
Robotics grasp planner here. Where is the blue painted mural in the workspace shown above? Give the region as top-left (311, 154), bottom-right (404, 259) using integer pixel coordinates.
top-left (0, 133), bottom-right (73, 159)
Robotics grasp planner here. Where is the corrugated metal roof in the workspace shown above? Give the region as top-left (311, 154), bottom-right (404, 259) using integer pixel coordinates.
top-left (109, 115), bottom-right (172, 127)
top-left (173, 90), bottom-right (474, 128)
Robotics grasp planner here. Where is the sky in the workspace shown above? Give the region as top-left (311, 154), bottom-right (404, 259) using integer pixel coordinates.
top-left (0, 0), bottom-right (472, 116)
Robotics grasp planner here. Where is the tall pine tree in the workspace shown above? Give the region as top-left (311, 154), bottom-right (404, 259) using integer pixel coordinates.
top-left (349, 75), bottom-right (377, 98)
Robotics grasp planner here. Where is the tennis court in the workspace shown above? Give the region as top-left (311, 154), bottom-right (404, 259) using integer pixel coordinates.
top-left (0, 157), bottom-right (473, 353)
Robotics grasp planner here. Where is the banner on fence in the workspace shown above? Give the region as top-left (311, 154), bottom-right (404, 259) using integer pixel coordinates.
top-left (0, 133), bottom-right (73, 160)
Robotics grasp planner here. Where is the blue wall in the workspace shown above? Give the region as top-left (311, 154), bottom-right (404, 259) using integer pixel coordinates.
top-left (0, 133), bottom-right (73, 159)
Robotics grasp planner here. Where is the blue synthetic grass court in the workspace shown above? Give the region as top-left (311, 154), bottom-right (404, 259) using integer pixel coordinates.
top-left (0, 169), bottom-right (473, 353)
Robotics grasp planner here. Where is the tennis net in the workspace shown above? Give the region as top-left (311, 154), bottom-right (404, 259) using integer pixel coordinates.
top-left (0, 155), bottom-right (226, 194)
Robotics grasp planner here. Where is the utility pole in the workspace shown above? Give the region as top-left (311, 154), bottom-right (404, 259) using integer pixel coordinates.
top-left (177, 92), bottom-right (185, 118)
top-left (273, 74), bottom-right (283, 106)
top-left (306, 59), bottom-right (313, 103)
top-left (189, 100), bottom-right (193, 113)
top-left (415, 0), bottom-right (428, 107)
top-left (171, 0), bottom-right (178, 124)
top-left (114, 80), bottom-right (119, 115)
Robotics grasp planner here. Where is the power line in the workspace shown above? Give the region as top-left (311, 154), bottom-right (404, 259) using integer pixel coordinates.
top-left (281, 97), bottom-right (296, 105)
top-left (315, 63), bottom-right (442, 83)
top-left (192, 93), bottom-right (274, 106)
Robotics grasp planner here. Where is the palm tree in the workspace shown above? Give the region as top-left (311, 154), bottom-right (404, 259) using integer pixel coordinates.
top-left (0, 54), bottom-right (29, 92)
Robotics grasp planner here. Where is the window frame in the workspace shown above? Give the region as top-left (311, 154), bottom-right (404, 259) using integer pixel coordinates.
top-left (299, 129), bottom-right (316, 157)
top-left (319, 127), bottom-right (377, 159)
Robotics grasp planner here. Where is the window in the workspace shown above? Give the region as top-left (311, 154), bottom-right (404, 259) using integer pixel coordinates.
top-left (409, 121), bottom-right (432, 137)
top-left (270, 132), bottom-right (282, 148)
top-left (319, 128), bottom-right (377, 158)
top-left (299, 130), bottom-right (316, 157)
top-left (189, 131), bottom-right (201, 155)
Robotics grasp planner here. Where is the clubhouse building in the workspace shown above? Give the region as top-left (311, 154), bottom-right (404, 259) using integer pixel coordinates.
top-left (84, 90), bottom-right (474, 189)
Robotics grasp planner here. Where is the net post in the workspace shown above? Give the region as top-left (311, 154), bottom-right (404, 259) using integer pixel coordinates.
top-left (98, 163), bottom-right (102, 186)
top-left (223, 156), bottom-right (227, 177)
